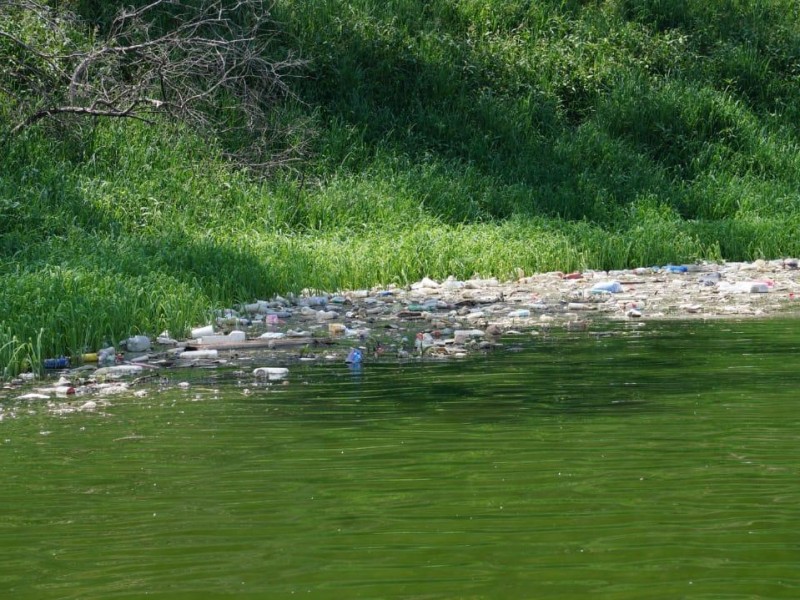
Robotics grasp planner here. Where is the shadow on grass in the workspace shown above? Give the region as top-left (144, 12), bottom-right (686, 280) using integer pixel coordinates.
top-left (282, 2), bottom-right (797, 225)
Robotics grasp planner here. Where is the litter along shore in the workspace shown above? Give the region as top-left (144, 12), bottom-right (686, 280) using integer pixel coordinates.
top-left (3, 258), bottom-right (800, 414)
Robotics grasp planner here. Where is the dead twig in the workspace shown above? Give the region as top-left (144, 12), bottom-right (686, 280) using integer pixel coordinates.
top-left (0, 0), bottom-right (310, 175)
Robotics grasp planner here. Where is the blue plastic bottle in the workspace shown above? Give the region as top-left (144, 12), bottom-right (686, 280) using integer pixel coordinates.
top-left (43, 356), bottom-right (70, 369)
top-left (346, 348), bottom-right (363, 364)
top-left (663, 265), bottom-right (688, 274)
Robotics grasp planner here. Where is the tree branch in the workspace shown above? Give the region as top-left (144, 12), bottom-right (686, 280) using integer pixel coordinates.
top-left (1, 0), bottom-right (309, 175)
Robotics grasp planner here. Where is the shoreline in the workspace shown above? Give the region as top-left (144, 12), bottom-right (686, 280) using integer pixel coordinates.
top-left (2, 258), bottom-right (799, 413)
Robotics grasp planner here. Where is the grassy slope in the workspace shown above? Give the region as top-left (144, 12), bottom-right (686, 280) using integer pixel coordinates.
top-left (1, 0), bottom-right (800, 371)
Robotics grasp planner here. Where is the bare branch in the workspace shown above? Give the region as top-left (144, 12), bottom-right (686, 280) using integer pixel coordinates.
top-left (1, 0), bottom-right (309, 175)
top-left (10, 102), bottom-right (160, 134)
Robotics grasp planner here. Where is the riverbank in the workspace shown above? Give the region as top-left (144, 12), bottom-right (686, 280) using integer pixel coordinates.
top-left (225, 257), bottom-right (800, 354)
top-left (3, 257), bottom-right (799, 405)
top-left (6, 0), bottom-right (800, 382)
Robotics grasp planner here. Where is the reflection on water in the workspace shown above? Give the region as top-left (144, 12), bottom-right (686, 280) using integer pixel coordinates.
top-left (1, 319), bottom-right (800, 599)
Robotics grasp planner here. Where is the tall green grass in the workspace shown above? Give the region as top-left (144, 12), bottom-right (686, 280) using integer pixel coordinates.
top-left (2, 0), bottom-right (800, 374)
top-left (0, 326), bottom-right (43, 380)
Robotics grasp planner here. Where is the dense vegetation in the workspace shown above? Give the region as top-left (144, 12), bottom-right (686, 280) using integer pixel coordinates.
top-left (2, 0), bottom-right (800, 374)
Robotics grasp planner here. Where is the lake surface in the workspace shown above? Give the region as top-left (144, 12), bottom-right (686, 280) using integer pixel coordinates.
top-left (1, 318), bottom-right (799, 599)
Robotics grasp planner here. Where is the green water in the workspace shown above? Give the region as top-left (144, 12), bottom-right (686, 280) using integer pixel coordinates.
top-left (2, 319), bottom-right (800, 599)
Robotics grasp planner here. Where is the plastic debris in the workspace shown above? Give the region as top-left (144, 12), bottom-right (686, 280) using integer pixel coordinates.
top-left (720, 282), bottom-right (770, 294)
top-left (253, 367), bottom-right (289, 380)
top-left (567, 302), bottom-right (592, 311)
top-left (411, 277), bottom-right (440, 290)
top-left (12, 259), bottom-right (800, 399)
top-left (191, 325), bottom-right (214, 338)
top-left (43, 357), bottom-right (70, 369)
top-left (197, 331), bottom-right (246, 345)
top-left (345, 348), bottom-right (363, 364)
top-left (591, 281), bottom-right (623, 294)
top-left (97, 346), bottom-right (118, 367)
top-left (17, 393), bottom-right (50, 400)
top-left (663, 265), bottom-right (689, 273)
top-left (94, 365), bottom-right (144, 378)
top-left (124, 335), bottom-right (151, 352)
top-left (258, 332), bottom-right (286, 339)
top-left (698, 272), bottom-right (722, 285)
top-left (179, 349), bottom-right (219, 359)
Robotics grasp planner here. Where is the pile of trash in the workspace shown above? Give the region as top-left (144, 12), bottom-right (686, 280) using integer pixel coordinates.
top-left (2, 258), bottom-right (799, 410)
